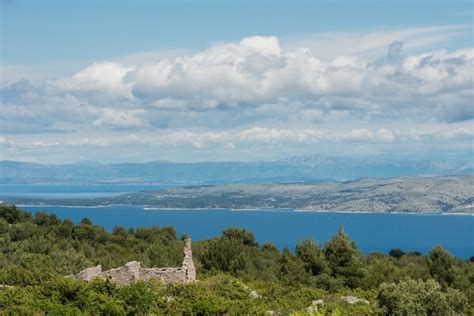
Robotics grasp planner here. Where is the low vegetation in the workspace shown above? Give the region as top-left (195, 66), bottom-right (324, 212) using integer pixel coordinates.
top-left (0, 204), bottom-right (473, 314)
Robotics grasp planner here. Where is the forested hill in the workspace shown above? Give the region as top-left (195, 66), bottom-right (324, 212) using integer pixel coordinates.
top-left (1, 155), bottom-right (472, 184)
top-left (0, 205), bottom-right (473, 314)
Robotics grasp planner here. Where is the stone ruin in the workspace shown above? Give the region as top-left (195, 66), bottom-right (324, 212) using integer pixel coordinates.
top-left (68, 239), bottom-right (196, 285)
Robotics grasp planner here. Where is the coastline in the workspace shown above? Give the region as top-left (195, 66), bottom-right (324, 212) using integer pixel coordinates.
top-left (13, 203), bottom-right (474, 216)
top-left (295, 209), bottom-right (474, 216)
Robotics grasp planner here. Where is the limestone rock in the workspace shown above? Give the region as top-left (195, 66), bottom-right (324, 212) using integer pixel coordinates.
top-left (306, 299), bottom-right (324, 314)
top-left (76, 265), bottom-right (102, 281)
top-left (341, 295), bottom-right (369, 305)
top-left (249, 290), bottom-right (260, 299)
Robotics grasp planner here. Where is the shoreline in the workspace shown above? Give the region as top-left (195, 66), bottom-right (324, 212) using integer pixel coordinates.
top-left (295, 209), bottom-right (474, 216)
top-left (14, 204), bottom-right (474, 216)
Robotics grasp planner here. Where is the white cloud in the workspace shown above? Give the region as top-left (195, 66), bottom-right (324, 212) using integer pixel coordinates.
top-left (122, 35), bottom-right (472, 124)
top-left (2, 119), bottom-right (472, 163)
top-left (239, 36), bottom-right (282, 56)
top-left (4, 124), bottom-right (472, 151)
top-left (341, 128), bottom-right (395, 142)
top-left (1, 30), bottom-right (473, 162)
top-left (3, 33), bottom-right (472, 126)
top-left (56, 62), bottom-right (134, 98)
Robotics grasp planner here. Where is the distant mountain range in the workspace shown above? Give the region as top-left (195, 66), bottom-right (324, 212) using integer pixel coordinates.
top-left (0, 155), bottom-right (472, 184)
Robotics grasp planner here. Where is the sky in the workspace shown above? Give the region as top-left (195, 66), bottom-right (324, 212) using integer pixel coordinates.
top-left (1, 0), bottom-right (473, 163)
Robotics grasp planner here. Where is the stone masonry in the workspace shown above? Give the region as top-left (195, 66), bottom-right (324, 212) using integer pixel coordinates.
top-left (69, 239), bottom-right (196, 285)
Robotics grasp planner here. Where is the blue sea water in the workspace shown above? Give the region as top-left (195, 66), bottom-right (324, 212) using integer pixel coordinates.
top-left (21, 205), bottom-right (474, 259)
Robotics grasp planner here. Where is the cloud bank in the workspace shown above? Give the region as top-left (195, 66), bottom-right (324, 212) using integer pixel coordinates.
top-left (1, 33), bottom-right (473, 162)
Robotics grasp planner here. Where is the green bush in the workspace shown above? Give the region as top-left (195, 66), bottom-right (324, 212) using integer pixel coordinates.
top-left (377, 279), bottom-right (468, 315)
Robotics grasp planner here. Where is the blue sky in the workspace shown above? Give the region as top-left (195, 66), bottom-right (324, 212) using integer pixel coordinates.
top-left (1, 0), bottom-right (473, 163)
top-left (2, 0), bottom-right (472, 64)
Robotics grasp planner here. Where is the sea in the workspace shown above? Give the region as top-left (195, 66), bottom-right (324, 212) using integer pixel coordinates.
top-left (2, 184), bottom-right (473, 259)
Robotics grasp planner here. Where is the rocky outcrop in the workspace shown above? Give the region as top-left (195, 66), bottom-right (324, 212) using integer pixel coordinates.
top-left (341, 295), bottom-right (369, 305)
top-left (69, 239), bottom-right (196, 285)
top-left (306, 296), bottom-right (369, 313)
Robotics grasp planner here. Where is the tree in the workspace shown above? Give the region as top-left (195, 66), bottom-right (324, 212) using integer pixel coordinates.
top-left (361, 257), bottom-right (402, 288)
top-left (34, 212), bottom-right (61, 226)
top-left (199, 228), bottom-right (259, 275)
top-left (0, 204), bottom-right (29, 224)
top-left (295, 239), bottom-right (328, 276)
top-left (324, 228), bottom-right (363, 287)
top-left (388, 248), bottom-right (405, 260)
top-left (280, 248), bottom-right (308, 284)
top-left (222, 228), bottom-right (258, 247)
top-left (80, 217), bottom-right (92, 225)
top-left (427, 245), bottom-right (455, 287)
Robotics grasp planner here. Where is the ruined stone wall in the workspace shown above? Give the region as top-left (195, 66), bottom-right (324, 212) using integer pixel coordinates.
top-left (181, 238), bottom-right (196, 282)
top-left (69, 238), bottom-right (196, 285)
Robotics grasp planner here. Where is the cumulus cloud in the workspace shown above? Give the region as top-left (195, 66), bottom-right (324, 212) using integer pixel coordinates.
top-left (2, 35), bottom-right (473, 128)
top-left (124, 37), bottom-right (471, 126)
top-left (56, 62), bottom-right (133, 94)
top-left (0, 32), bottom-right (473, 162)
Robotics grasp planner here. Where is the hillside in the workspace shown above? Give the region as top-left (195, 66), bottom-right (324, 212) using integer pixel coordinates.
top-left (111, 175), bottom-right (474, 213)
top-left (1, 155), bottom-right (472, 184)
top-left (0, 205), bottom-right (472, 314)
top-left (6, 175), bottom-right (474, 214)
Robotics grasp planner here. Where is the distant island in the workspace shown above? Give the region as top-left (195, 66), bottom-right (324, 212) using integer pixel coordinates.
top-left (6, 175), bottom-right (473, 214)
